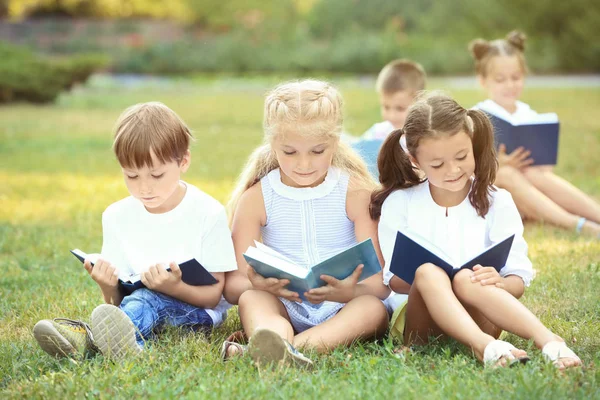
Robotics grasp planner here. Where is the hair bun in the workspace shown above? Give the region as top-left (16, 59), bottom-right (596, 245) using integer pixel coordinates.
top-left (469, 39), bottom-right (491, 60)
top-left (506, 30), bottom-right (526, 51)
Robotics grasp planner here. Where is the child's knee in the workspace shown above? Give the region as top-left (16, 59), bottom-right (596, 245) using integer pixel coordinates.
top-left (451, 269), bottom-right (474, 300)
top-left (414, 263), bottom-right (447, 287)
top-left (496, 165), bottom-right (521, 188)
top-left (238, 289), bottom-right (274, 311)
top-left (350, 295), bottom-right (389, 325)
top-left (119, 288), bottom-right (158, 312)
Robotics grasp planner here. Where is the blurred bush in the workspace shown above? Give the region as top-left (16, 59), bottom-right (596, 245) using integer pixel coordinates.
top-left (2, 0), bottom-right (598, 75)
top-left (0, 41), bottom-right (110, 103)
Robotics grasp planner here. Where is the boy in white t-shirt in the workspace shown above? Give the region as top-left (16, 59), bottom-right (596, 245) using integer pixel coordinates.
top-left (362, 59), bottom-right (426, 141)
top-left (33, 102), bottom-right (237, 360)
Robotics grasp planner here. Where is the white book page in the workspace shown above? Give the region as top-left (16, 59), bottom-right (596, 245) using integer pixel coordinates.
top-left (245, 246), bottom-right (308, 278)
top-left (72, 249), bottom-right (101, 265)
top-left (399, 229), bottom-right (457, 268)
top-left (253, 241), bottom-right (298, 265)
top-left (513, 112), bottom-right (559, 126)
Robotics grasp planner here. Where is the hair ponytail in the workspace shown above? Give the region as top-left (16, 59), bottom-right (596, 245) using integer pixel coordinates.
top-left (468, 30), bottom-right (528, 77)
top-left (505, 30), bottom-right (526, 51)
top-left (370, 128), bottom-right (424, 219)
top-left (467, 109), bottom-right (497, 217)
top-left (468, 38), bottom-right (491, 61)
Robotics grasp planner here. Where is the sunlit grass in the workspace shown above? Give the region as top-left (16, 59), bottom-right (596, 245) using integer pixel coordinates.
top-left (1, 77), bottom-right (599, 398)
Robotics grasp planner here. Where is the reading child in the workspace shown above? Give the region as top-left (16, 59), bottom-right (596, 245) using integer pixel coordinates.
top-left (33, 102), bottom-right (237, 360)
top-left (222, 80), bottom-right (390, 367)
top-left (373, 93), bottom-right (581, 369)
top-left (362, 59), bottom-right (426, 140)
top-left (470, 31), bottom-right (600, 238)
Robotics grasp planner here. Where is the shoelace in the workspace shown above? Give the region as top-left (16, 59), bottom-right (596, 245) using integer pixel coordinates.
top-left (54, 318), bottom-right (100, 352)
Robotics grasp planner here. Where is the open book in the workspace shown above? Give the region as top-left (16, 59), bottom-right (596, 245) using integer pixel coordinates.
top-left (243, 238), bottom-right (382, 299)
top-left (70, 249), bottom-right (218, 295)
top-left (388, 230), bottom-right (514, 285)
top-left (486, 112), bottom-right (560, 166)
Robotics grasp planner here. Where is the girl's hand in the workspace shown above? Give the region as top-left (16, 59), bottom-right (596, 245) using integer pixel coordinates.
top-left (84, 258), bottom-right (119, 289)
top-left (471, 265), bottom-right (504, 288)
top-left (498, 144), bottom-right (534, 170)
top-left (247, 267), bottom-right (301, 303)
top-left (305, 264), bottom-right (363, 304)
top-left (141, 262), bottom-right (183, 292)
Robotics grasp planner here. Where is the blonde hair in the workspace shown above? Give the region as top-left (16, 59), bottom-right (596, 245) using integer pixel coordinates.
top-left (375, 59), bottom-right (427, 95)
top-left (113, 102), bottom-right (193, 169)
top-left (469, 30), bottom-right (528, 77)
top-left (227, 79), bottom-right (375, 222)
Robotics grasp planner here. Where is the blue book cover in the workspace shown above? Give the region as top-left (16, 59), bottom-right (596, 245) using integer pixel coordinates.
top-left (243, 238), bottom-right (382, 300)
top-left (351, 139), bottom-right (384, 179)
top-left (70, 249), bottom-right (218, 295)
top-left (388, 231), bottom-right (514, 285)
top-left (486, 113), bottom-right (560, 166)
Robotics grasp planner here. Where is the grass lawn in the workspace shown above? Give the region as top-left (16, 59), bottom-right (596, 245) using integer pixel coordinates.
top-left (0, 76), bottom-right (599, 399)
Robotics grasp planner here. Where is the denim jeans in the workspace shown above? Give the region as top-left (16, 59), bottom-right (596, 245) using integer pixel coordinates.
top-left (119, 288), bottom-right (213, 346)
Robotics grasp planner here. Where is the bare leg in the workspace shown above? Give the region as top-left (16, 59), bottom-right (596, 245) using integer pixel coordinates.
top-left (404, 263), bottom-right (526, 362)
top-left (452, 269), bottom-right (581, 369)
top-left (523, 166), bottom-right (600, 224)
top-left (495, 166), bottom-right (600, 237)
top-left (233, 289), bottom-right (294, 357)
top-left (293, 295), bottom-right (388, 353)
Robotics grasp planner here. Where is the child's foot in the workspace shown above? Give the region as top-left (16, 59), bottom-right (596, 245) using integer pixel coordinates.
top-left (33, 318), bottom-right (97, 358)
top-left (542, 341), bottom-right (582, 370)
top-left (220, 330), bottom-right (248, 361)
top-left (91, 304), bottom-right (141, 361)
top-left (483, 340), bottom-right (529, 368)
top-left (248, 328), bottom-right (312, 368)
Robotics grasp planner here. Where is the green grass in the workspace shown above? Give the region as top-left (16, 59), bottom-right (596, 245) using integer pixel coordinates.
top-left (1, 77), bottom-right (599, 399)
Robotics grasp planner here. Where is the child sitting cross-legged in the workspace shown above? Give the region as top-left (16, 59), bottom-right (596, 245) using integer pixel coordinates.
top-left (33, 102), bottom-right (237, 360)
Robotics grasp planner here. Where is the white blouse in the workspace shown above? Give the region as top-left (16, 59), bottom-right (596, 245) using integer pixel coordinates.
top-left (378, 181), bottom-right (534, 287)
top-left (474, 99), bottom-right (557, 124)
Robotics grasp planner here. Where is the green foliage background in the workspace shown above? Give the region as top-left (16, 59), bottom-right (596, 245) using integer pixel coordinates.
top-left (2, 0), bottom-right (599, 74)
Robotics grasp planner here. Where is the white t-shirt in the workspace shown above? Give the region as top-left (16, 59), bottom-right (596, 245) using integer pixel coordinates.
top-left (378, 181), bottom-right (534, 288)
top-left (100, 181), bottom-right (237, 325)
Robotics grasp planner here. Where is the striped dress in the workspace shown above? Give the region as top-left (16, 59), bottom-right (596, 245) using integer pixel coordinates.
top-left (260, 167), bottom-right (356, 333)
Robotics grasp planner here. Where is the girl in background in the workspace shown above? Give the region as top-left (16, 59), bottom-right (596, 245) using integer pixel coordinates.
top-left (470, 31), bottom-right (600, 238)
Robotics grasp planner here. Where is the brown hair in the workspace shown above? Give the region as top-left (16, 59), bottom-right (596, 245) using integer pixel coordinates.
top-left (469, 30), bottom-right (528, 76)
top-left (370, 93), bottom-right (498, 219)
top-left (113, 102), bottom-right (194, 169)
top-left (227, 80), bottom-right (375, 224)
top-left (375, 59), bottom-right (427, 95)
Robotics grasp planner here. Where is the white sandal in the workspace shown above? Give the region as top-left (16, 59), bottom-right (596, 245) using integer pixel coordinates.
top-left (542, 341), bottom-right (581, 369)
top-left (483, 340), bottom-right (529, 368)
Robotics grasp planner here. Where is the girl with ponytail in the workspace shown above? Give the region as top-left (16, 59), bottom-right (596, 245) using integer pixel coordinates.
top-left (374, 93), bottom-right (581, 369)
top-left (470, 30), bottom-right (600, 238)
top-left (222, 80), bottom-right (390, 367)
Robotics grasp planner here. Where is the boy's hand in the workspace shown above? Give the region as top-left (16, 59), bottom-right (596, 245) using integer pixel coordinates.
top-left (471, 264), bottom-right (504, 288)
top-left (247, 267), bottom-right (301, 303)
top-left (305, 264), bottom-right (363, 304)
top-left (498, 144), bottom-right (534, 170)
top-left (84, 258), bottom-right (119, 289)
top-left (141, 262), bottom-right (183, 292)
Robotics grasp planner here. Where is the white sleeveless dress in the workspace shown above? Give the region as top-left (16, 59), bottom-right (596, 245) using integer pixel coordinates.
top-left (260, 167), bottom-right (356, 333)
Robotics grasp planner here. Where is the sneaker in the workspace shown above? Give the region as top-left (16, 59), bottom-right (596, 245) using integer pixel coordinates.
top-left (33, 318), bottom-right (97, 359)
top-left (91, 304), bottom-right (142, 361)
top-left (248, 328), bottom-right (313, 368)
